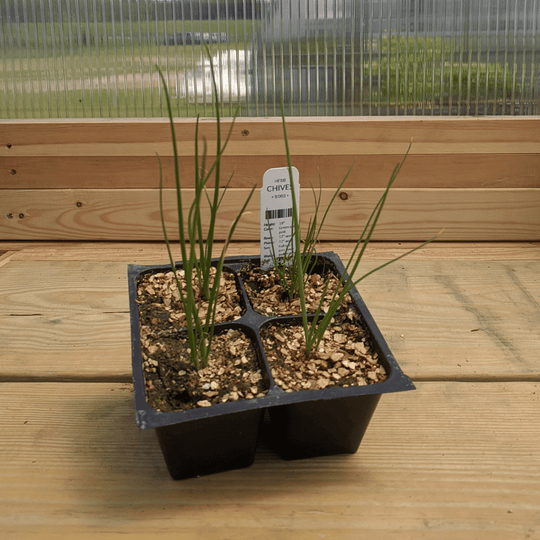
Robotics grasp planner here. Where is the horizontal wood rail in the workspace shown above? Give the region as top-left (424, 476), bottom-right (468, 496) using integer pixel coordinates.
top-left (2, 116), bottom-right (539, 241)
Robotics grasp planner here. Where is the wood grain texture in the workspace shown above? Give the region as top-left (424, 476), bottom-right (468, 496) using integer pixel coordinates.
top-left (1, 257), bottom-right (538, 381)
top-left (2, 116), bottom-right (540, 157)
top-left (3, 153), bottom-right (540, 190)
top-left (0, 250), bottom-right (15, 268)
top-left (3, 241), bottom-right (540, 262)
top-left (1, 381), bottom-right (539, 539)
top-left (2, 188), bottom-right (540, 241)
top-left (1, 239), bottom-right (539, 538)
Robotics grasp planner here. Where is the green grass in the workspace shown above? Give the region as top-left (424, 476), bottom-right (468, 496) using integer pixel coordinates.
top-left (361, 35), bottom-right (517, 105)
top-left (1, 19), bottom-right (255, 51)
top-left (0, 25), bottom-right (523, 118)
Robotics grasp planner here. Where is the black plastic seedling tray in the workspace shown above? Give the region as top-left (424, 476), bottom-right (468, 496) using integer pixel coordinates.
top-left (128, 252), bottom-right (415, 480)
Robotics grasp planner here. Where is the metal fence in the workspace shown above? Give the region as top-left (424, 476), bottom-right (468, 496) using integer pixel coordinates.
top-left (1, 0), bottom-right (538, 118)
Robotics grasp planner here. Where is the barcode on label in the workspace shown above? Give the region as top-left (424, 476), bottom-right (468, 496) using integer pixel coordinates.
top-left (265, 207), bottom-right (292, 220)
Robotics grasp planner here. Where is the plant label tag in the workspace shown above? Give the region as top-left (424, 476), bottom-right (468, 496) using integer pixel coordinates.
top-left (260, 166), bottom-right (300, 271)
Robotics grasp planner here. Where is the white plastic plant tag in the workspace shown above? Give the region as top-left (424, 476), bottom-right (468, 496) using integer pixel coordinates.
top-left (260, 166), bottom-right (300, 271)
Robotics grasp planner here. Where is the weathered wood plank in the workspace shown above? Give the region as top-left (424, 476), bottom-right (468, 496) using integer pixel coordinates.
top-left (1, 382), bottom-right (539, 539)
top-left (2, 188), bottom-right (539, 241)
top-left (0, 250), bottom-right (15, 268)
top-left (3, 153), bottom-right (539, 189)
top-left (2, 117), bottom-right (539, 157)
top-left (1, 258), bottom-right (538, 380)
top-left (3, 241), bottom-right (540, 262)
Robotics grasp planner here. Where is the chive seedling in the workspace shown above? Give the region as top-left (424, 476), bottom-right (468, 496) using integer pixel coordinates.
top-left (279, 103), bottom-right (441, 357)
top-left (156, 49), bottom-right (255, 369)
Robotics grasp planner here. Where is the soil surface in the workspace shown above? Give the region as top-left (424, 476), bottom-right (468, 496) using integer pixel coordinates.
top-left (136, 266), bottom-right (244, 333)
top-left (139, 327), bottom-right (268, 412)
top-left (136, 266), bottom-right (267, 412)
top-left (242, 262), bottom-right (389, 392)
top-left (135, 261), bottom-right (388, 412)
top-left (239, 263), bottom-right (347, 317)
top-left (261, 309), bottom-right (387, 393)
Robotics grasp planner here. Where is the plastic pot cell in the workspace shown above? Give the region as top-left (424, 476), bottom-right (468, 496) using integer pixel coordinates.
top-left (127, 252), bottom-right (415, 479)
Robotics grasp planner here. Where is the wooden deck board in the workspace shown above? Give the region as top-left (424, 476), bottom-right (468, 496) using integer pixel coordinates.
top-left (4, 153), bottom-right (540, 190)
top-left (2, 241), bottom-right (540, 262)
top-left (1, 381), bottom-right (539, 539)
top-left (1, 243), bottom-right (538, 381)
top-left (2, 188), bottom-right (540, 241)
top-left (1, 241), bottom-right (539, 538)
top-left (2, 113), bottom-right (539, 537)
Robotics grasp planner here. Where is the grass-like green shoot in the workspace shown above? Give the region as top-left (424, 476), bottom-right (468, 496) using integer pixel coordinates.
top-left (279, 104), bottom-right (441, 357)
top-left (265, 141), bottom-right (354, 301)
top-left (156, 46), bottom-right (255, 369)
